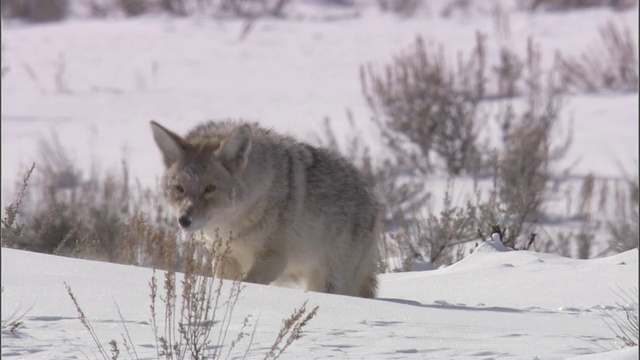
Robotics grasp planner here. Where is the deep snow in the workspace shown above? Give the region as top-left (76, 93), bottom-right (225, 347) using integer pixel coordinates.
top-left (1, 0), bottom-right (639, 358)
top-left (1, 244), bottom-right (638, 359)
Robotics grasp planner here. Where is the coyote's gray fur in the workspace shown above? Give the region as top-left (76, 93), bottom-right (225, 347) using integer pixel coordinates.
top-left (150, 120), bottom-right (381, 297)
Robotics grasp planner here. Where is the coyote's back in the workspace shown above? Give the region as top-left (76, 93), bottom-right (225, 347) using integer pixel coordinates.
top-left (151, 120), bottom-right (381, 297)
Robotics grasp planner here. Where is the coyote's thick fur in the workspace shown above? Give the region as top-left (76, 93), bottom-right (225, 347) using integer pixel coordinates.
top-left (151, 120), bottom-right (381, 297)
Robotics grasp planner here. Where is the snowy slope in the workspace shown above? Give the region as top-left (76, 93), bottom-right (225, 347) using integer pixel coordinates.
top-left (1, 1), bottom-right (639, 359)
top-left (2, 244), bottom-right (638, 359)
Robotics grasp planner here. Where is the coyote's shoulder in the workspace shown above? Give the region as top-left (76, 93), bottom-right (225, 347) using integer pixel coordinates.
top-left (151, 119), bottom-right (381, 298)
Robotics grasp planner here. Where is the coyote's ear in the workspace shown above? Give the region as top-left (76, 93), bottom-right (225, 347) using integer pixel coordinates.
top-left (150, 121), bottom-right (186, 167)
top-left (217, 124), bottom-right (252, 176)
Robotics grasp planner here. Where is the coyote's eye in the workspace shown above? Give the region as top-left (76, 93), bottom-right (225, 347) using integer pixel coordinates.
top-left (175, 184), bottom-right (185, 194)
top-left (203, 184), bottom-right (216, 194)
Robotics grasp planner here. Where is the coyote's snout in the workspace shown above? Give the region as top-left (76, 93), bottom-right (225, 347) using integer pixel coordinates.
top-left (151, 120), bottom-right (381, 298)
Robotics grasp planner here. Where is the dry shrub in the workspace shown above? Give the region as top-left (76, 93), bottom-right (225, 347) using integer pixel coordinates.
top-left (573, 173), bottom-right (599, 258)
top-left (220, 0), bottom-right (292, 18)
top-left (315, 115), bottom-right (428, 223)
top-left (315, 115), bottom-right (499, 270)
top-left (119, 0), bottom-right (152, 16)
top-left (0, 287), bottom-right (34, 335)
top-left (1, 163), bottom-right (34, 248)
top-left (4, 138), bottom-right (318, 359)
top-left (361, 33), bottom-right (488, 176)
top-left (406, 185), bottom-right (478, 269)
top-left (318, 0), bottom-right (354, 5)
top-left (65, 232), bottom-right (318, 359)
top-left (550, 171), bottom-right (638, 259)
top-left (490, 6), bottom-right (528, 100)
top-left (82, 0), bottom-right (112, 17)
top-left (381, 178), bottom-right (518, 271)
top-left (1, 0), bottom-right (68, 22)
top-left (604, 287), bottom-right (639, 348)
top-left (315, 115), bottom-right (431, 272)
top-left (117, 213), bottom-right (179, 270)
top-left (355, 31), bottom-right (575, 265)
top-left (557, 21), bottom-right (638, 93)
top-left (521, 0), bottom-right (638, 11)
top-left (377, 0), bottom-right (424, 17)
top-left (263, 300), bottom-right (318, 359)
top-left (493, 46), bottom-right (524, 98)
top-left (2, 0), bottom-right (292, 21)
top-left (155, 0), bottom-right (291, 18)
top-left (490, 38), bottom-right (571, 248)
top-left (440, 0), bottom-right (471, 18)
top-left (493, 104), bottom-right (555, 246)
top-left (606, 173), bottom-right (639, 253)
top-left (3, 132), bottom-right (177, 270)
top-left (150, 234), bottom-right (243, 359)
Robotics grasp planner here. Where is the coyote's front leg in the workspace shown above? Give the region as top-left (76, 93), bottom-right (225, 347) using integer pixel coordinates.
top-left (214, 256), bottom-right (244, 281)
top-left (243, 250), bottom-right (287, 285)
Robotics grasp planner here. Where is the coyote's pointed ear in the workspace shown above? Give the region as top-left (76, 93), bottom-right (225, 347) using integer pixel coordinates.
top-left (217, 125), bottom-right (252, 176)
top-left (150, 121), bottom-right (186, 167)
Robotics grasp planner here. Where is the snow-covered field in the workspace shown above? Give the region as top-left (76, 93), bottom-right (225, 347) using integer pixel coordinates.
top-left (2, 240), bottom-right (638, 359)
top-left (1, 0), bottom-right (638, 192)
top-left (1, 0), bottom-right (638, 358)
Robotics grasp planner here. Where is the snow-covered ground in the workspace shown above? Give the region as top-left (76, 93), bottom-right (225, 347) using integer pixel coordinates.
top-left (2, 241), bottom-right (638, 359)
top-left (1, 0), bottom-right (638, 358)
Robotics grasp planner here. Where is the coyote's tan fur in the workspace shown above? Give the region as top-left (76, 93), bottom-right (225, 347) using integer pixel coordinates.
top-left (151, 120), bottom-right (380, 297)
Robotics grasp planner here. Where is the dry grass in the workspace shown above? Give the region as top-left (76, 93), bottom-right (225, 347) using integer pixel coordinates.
top-left (264, 300), bottom-right (319, 359)
top-left (409, 185), bottom-right (478, 268)
top-left (1, 0), bottom-right (68, 23)
top-left (605, 172), bottom-right (639, 253)
top-left (490, 37), bottom-right (572, 248)
top-left (65, 281), bottom-right (112, 360)
top-left (1, 0), bottom-right (294, 21)
top-left (149, 233), bottom-right (245, 359)
top-left (545, 170), bottom-right (638, 259)
top-left (63, 231), bottom-right (318, 359)
top-left (355, 29), bottom-right (575, 262)
top-left (2, 5), bottom-right (635, 273)
top-left (520, 0), bottom-right (638, 11)
top-left (5, 170), bottom-right (318, 358)
top-left (603, 287), bottom-right (639, 348)
top-left (377, 0), bottom-right (425, 17)
top-left (1, 163), bottom-right (34, 248)
top-left (0, 287), bottom-right (34, 336)
top-left (493, 46), bottom-right (524, 98)
top-left (361, 34), bottom-right (487, 176)
top-left (3, 133), bottom-right (178, 270)
top-left (557, 21), bottom-right (638, 94)
top-left (315, 115), bottom-right (428, 224)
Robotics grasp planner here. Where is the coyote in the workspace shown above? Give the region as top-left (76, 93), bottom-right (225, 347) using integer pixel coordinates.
top-left (151, 120), bottom-right (381, 297)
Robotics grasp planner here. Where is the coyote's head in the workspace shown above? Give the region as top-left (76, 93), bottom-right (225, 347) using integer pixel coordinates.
top-left (150, 121), bottom-right (252, 231)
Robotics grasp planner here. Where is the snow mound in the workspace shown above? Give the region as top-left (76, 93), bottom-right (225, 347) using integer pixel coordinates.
top-left (3, 246), bottom-right (638, 359)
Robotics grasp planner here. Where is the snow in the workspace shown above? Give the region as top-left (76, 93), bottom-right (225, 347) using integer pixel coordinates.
top-left (1, 0), bottom-right (638, 358)
top-left (2, 245), bottom-right (638, 359)
top-left (1, 2), bottom-right (638, 194)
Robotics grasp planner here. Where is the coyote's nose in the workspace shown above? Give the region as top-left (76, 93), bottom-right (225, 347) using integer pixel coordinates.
top-left (178, 215), bottom-right (192, 228)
